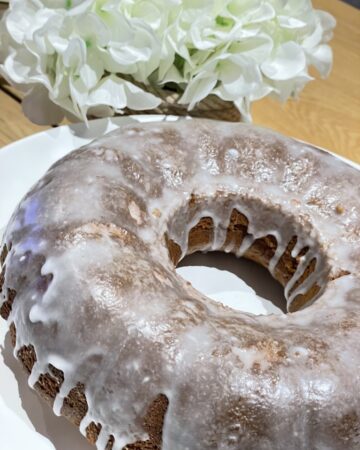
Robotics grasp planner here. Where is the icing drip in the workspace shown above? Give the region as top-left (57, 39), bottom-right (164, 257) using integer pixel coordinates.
top-left (1, 120), bottom-right (360, 450)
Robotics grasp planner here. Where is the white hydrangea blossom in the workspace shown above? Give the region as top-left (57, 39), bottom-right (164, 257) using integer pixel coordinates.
top-left (0, 0), bottom-right (335, 124)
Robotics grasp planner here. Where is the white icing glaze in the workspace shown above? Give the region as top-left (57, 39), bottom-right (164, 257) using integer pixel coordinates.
top-left (1, 120), bottom-right (360, 449)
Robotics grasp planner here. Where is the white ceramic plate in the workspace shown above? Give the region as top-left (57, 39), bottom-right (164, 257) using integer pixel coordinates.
top-left (0, 116), bottom-right (359, 450)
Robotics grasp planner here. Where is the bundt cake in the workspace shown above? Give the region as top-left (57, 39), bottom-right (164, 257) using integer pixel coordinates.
top-left (1, 119), bottom-right (360, 449)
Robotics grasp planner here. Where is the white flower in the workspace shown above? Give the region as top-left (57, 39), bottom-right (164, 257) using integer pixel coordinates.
top-left (0, 0), bottom-right (335, 125)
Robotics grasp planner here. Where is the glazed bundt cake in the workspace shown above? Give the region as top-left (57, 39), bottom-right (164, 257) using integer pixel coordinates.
top-left (1, 119), bottom-right (360, 449)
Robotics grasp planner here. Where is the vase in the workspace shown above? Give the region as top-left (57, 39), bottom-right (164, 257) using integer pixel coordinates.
top-left (117, 81), bottom-right (242, 122)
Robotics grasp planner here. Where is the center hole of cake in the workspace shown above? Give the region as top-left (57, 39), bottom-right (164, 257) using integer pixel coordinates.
top-left (177, 252), bottom-right (285, 315)
top-left (165, 196), bottom-right (330, 314)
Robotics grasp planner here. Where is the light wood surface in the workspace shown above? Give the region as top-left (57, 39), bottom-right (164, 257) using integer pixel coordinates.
top-left (254, 0), bottom-right (360, 163)
top-left (0, 91), bottom-right (48, 148)
top-left (0, 0), bottom-right (359, 163)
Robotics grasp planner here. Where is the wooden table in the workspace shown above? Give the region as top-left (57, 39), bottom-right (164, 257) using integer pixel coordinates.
top-left (0, 0), bottom-right (359, 163)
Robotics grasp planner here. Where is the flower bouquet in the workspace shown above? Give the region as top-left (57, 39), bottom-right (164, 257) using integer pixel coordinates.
top-left (0, 0), bottom-right (335, 125)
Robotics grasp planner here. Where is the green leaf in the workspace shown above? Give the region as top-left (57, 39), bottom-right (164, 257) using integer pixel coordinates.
top-left (215, 16), bottom-right (235, 28)
top-left (174, 53), bottom-right (186, 75)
